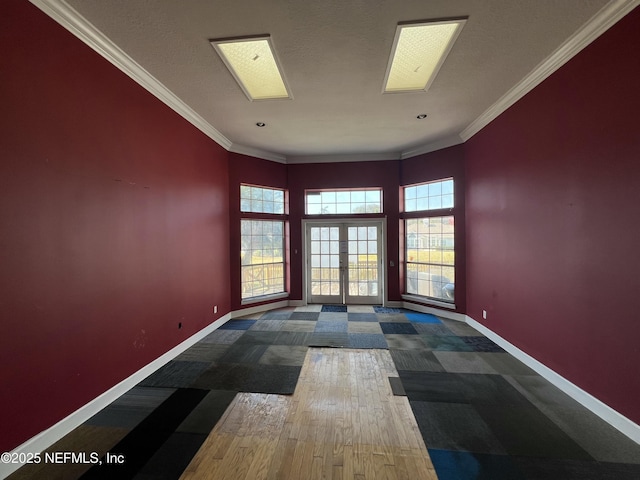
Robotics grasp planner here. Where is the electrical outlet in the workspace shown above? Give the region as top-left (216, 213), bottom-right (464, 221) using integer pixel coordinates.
top-left (482, 310), bottom-right (487, 319)
top-left (214, 305), bottom-right (218, 314)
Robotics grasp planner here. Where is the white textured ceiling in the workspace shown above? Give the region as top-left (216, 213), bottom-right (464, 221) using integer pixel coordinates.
top-left (54, 0), bottom-right (623, 162)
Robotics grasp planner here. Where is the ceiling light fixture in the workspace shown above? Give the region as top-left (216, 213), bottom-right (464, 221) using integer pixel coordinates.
top-left (383, 18), bottom-right (466, 94)
top-left (211, 35), bottom-right (292, 101)
top-left (256, 122), bottom-right (266, 127)
top-left (417, 114), bottom-right (427, 119)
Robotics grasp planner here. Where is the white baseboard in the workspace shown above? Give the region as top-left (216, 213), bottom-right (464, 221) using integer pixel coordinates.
top-left (231, 300), bottom-right (290, 318)
top-left (1, 313), bottom-right (231, 479)
top-left (466, 315), bottom-right (640, 445)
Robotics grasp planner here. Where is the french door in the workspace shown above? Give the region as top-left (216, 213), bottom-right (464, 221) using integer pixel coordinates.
top-left (305, 220), bottom-right (383, 305)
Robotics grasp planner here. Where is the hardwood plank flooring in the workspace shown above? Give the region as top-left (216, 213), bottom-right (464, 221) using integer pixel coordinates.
top-left (181, 348), bottom-right (437, 480)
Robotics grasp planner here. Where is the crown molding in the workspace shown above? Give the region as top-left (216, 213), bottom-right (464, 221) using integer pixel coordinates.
top-left (286, 152), bottom-right (401, 164)
top-left (229, 143), bottom-right (287, 163)
top-left (30, 0), bottom-right (233, 150)
top-left (400, 134), bottom-right (464, 159)
top-left (460, 0), bottom-right (640, 142)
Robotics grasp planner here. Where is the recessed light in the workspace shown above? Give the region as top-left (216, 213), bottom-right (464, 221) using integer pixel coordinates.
top-left (417, 114), bottom-right (427, 119)
top-left (383, 19), bottom-right (466, 94)
top-left (256, 122), bottom-right (266, 127)
top-left (211, 35), bottom-right (292, 101)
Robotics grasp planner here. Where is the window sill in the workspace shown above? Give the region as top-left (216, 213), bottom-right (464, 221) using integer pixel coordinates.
top-left (402, 294), bottom-right (455, 310)
top-left (241, 292), bottom-right (289, 306)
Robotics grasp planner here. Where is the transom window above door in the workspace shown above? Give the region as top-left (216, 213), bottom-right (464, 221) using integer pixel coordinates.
top-left (305, 188), bottom-right (382, 215)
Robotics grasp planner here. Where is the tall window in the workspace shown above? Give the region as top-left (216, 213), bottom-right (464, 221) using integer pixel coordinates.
top-left (240, 185), bottom-right (286, 301)
top-left (403, 179), bottom-right (455, 303)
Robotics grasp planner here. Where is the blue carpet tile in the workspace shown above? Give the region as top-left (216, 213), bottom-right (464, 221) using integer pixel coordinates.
top-left (218, 319), bottom-right (257, 330)
top-left (347, 312), bottom-right (378, 322)
top-left (428, 449), bottom-right (524, 480)
top-left (347, 333), bottom-right (388, 349)
top-left (406, 312), bottom-right (442, 323)
top-left (321, 304), bottom-right (348, 312)
top-left (380, 322), bottom-right (419, 334)
top-left (373, 306), bottom-right (406, 313)
top-left (460, 336), bottom-right (506, 352)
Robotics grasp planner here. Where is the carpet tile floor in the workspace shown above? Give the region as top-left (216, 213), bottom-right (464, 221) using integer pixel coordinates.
top-left (8, 306), bottom-right (640, 480)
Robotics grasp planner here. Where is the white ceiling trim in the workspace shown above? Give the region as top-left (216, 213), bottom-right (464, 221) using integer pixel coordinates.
top-left (460, 0), bottom-right (640, 142)
top-left (229, 143), bottom-right (287, 163)
top-left (400, 135), bottom-right (464, 160)
top-left (286, 152), bottom-right (401, 165)
top-left (29, 0), bottom-right (235, 149)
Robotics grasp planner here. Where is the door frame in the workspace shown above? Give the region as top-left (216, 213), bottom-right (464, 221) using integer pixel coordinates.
top-left (302, 218), bottom-right (387, 306)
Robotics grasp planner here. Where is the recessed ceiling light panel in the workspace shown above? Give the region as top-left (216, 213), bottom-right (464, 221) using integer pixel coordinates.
top-left (211, 35), bottom-right (292, 101)
top-left (383, 19), bottom-right (466, 94)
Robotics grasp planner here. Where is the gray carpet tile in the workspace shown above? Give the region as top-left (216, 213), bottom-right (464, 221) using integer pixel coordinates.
top-left (475, 404), bottom-right (593, 460)
top-left (217, 343), bottom-right (268, 364)
top-left (259, 345), bottom-right (309, 366)
top-left (390, 349), bottom-right (446, 372)
top-left (440, 319), bottom-right (485, 337)
top-left (512, 457), bottom-right (640, 480)
top-left (139, 361), bottom-right (212, 388)
top-left (397, 371), bottom-right (468, 403)
top-left (289, 311), bottom-right (320, 321)
top-left (412, 322), bottom-right (455, 335)
top-left (318, 312), bottom-right (348, 322)
top-left (347, 321), bottom-right (382, 334)
top-left (384, 334), bottom-right (428, 350)
top-left (274, 331), bottom-right (313, 346)
top-left (475, 352), bottom-right (538, 375)
top-left (248, 319), bottom-right (286, 331)
top-left (503, 375), bottom-right (582, 409)
top-left (86, 387), bottom-right (176, 429)
top-left (177, 390), bottom-right (238, 435)
top-left (200, 329), bottom-right (244, 345)
top-left (309, 332), bottom-right (349, 347)
top-left (235, 330), bottom-right (280, 345)
top-left (389, 377), bottom-right (406, 396)
top-left (347, 333), bottom-right (388, 349)
top-left (376, 313), bottom-right (410, 323)
top-left (134, 432), bottom-right (208, 480)
top-left (460, 336), bottom-right (506, 352)
top-left (421, 335), bottom-right (474, 352)
top-left (314, 320), bottom-right (348, 332)
top-left (432, 351), bottom-right (499, 374)
top-left (242, 364), bottom-right (302, 394)
top-left (538, 405), bottom-right (640, 464)
top-left (175, 344), bottom-right (229, 363)
top-left (410, 401), bottom-right (507, 454)
top-left (457, 373), bottom-right (535, 407)
top-left (347, 312), bottom-right (378, 322)
top-left (259, 311), bottom-right (293, 320)
top-left (192, 363), bottom-right (254, 391)
top-left (278, 320), bottom-right (316, 332)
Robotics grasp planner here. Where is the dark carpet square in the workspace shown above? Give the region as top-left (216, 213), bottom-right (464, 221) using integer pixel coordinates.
top-left (315, 320), bottom-right (348, 333)
top-left (390, 349), bottom-right (445, 372)
top-left (177, 389), bottom-right (237, 434)
top-left (347, 333), bottom-right (388, 349)
top-left (218, 344), bottom-right (268, 364)
top-left (397, 371), bottom-right (468, 403)
top-left (242, 364), bottom-right (302, 394)
top-left (86, 387), bottom-right (175, 429)
top-left (421, 335), bottom-right (474, 352)
top-left (139, 361), bottom-right (211, 389)
top-left (259, 345), bottom-right (308, 366)
top-left (235, 331), bottom-right (280, 345)
top-left (406, 312), bottom-right (442, 323)
top-left (289, 311), bottom-right (320, 321)
top-left (475, 404), bottom-right (593, 460)
top-left (192, 363), bottom-right (254, 391)
top-left (410, 401), bottom-right (507, 454)
top-left (274, 331), bottom-right (312, 346)
top-left (321, 305), bottom-right (347, 312)
top-left (428, 449), bottom-right (523, 480)
top-left (373, 306), bottom-right (406, 313)
top-left (412, 323), bottom-right (455, 335)
top-left (384, 334), bottom-right (427, 350)
top-left (389, 377), bottom-right (406, 396)
top-left (458, 373), bottom-right (534, 407)
top-left (175, 344), bottom-right (229, 363)
top-left (218, 319), bottom-right (257, 330)
top-left (309, 332), bottom-right (349, 347)
top-left (135, 431), bottom-right (208, 479)
top-left (380, 322), bottom-right (418, 335)
top-left (512, 457), bottom-right (614, 480)
top-left (347, 313), bottom-right (378, 322)
top-left (460, 336), bottom-right (505, 352)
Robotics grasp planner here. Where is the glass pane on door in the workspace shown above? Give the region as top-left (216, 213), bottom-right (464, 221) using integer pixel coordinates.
top-left (347, 225), bottom-right (379, 299)
top-left (309, 226), bottom-right (342, 301)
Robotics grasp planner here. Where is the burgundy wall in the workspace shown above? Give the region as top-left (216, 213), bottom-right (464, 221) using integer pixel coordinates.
top-left (287, 161), bottom-right (401, 302)
top-left (228, 153), bottom-right (288, 311)
top-left (465, 7), bottom-right (640, 423)
top-left (401, 145), bottom-right (466, 313)
top-left (0, 1), bottom-right (230, 452)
